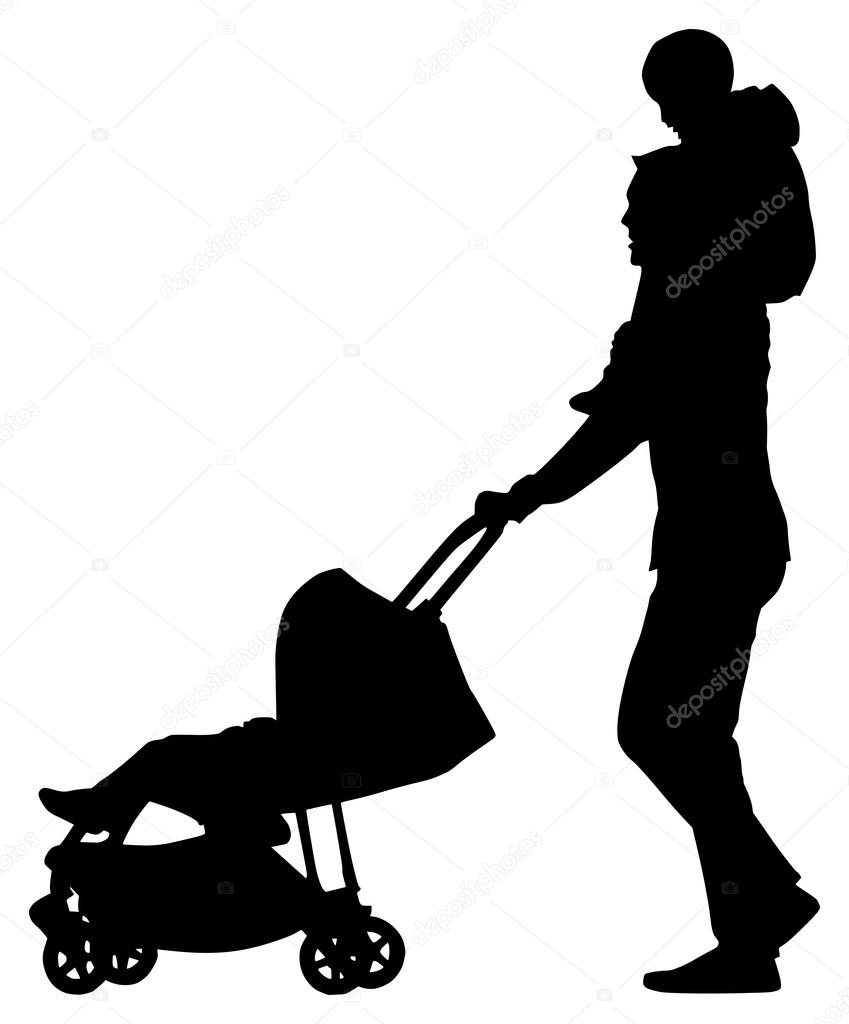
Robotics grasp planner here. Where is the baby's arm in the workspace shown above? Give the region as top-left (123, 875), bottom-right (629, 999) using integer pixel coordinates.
top-left (569, 320), bottom-right (643, 415)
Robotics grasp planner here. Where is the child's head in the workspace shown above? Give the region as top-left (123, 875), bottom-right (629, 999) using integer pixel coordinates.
top-left (642, 29), bottom-right (733, 141)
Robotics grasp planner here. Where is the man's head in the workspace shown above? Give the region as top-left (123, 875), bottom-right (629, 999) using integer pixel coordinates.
top-left (642, 29), bottom-right (733, 141)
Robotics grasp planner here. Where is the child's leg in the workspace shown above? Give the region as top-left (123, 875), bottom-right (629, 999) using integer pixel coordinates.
top-left (40, 718), bottom-right (280, 830)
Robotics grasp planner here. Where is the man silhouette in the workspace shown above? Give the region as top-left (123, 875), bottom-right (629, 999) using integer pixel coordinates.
top-left (477, 29), bottom-right (817, 993)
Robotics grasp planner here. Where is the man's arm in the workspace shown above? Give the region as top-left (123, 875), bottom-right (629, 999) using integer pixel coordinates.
top-left (478, 412), bottom-right (647, 522)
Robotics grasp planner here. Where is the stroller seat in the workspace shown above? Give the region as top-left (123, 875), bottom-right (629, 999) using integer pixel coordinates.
top-left (43, 832), bottom-right (309, 954)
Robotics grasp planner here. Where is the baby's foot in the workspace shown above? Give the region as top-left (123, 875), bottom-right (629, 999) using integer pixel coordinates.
top-left (39, 787), bottom-right (118, 833)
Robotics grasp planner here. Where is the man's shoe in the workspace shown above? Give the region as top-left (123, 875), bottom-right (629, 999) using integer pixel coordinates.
top-left (769, 886), bottom-right (819, 949)
top-left (643, 946), bottom-right (780, 993)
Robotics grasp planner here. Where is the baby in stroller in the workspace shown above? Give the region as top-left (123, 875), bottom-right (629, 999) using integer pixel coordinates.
top-left (39, 717), bottom-right (291, 844)
top-left (32, 712), bottom-right (405, 996)
top-left (32, 514), bottom-right (499, 997)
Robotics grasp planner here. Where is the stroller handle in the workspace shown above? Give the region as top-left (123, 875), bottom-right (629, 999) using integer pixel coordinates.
top-left (395, 514), bottom-right (505, 614)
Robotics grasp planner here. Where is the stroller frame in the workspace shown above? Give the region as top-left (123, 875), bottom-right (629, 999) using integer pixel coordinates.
top-left (31, 798), bottom-right (405, 996)
top-left (31, 514), bottom-right (503, 998)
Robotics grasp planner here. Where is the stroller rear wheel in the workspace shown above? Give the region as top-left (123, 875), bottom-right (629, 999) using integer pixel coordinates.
top-left (299, 916), bottom-right (405, 994)
top-left (103, 942), bottom-right (158, 985)
top-left (43, 914), bottom-right (104, 995)
top-left (299, 930), bottom-right (362, 995)
top-left (352, 917), bottom-right (405, 989)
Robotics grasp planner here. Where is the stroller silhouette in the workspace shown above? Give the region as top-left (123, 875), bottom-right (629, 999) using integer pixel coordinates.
top-left (30, 516), bottom-right (499, 996)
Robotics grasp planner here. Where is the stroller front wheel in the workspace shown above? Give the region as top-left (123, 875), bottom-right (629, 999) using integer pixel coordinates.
top-left (102, 942), bottom-right (158, 985)
top-left (43, 915), bottom-right (104, 995)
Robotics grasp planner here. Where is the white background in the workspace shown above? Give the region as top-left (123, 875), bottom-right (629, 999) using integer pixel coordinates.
top-left (1, 1), bottom-right (847, 1022)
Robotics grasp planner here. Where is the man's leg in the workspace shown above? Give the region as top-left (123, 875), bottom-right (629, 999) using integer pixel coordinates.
top-left (616, 564), bottom-right (811, 989)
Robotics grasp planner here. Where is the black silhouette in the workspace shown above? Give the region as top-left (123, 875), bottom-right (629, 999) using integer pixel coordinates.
top-left (476, 29), bottom-right (817, 993)
top-left (32, 27), bottom-right (820, 1000)
top-left (31, 519), bottom-right (498, 995)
